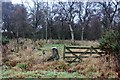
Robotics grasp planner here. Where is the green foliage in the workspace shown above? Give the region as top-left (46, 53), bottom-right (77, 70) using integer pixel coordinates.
top-left (2, 67), bottom-right (117, 78)
top-left (2, 65), bottom-right (9, 71)
top-left (99, 29), bottom-right (120, 52)
top-left (99, 29), bottom-right (120, 70)
top-left (16, 63), bottom-right (27, 71)
top-left (2, 36), bottom-right (10, 45)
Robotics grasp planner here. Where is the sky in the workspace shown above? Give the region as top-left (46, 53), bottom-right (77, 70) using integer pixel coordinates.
top-left (11, 0), bottom-right (59, 4)
top-left (11, 0), bottom-right (120, 3)
top-left (12, 0), bottom-right (23, 4)
top-left (11, 0), bottom-right (120, 4)
top-left (12, 0), bottom-right (32, 4)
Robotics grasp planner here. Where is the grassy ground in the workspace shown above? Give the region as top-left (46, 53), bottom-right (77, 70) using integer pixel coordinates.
top-left (1, 39), bottom-right (119, 78)
top-left (1, 59), bottom-right (118, 78)
top-left (2, 70), bottom-right (87, 78)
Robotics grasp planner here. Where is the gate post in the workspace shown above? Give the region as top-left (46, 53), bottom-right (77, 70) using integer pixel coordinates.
top-left (90, 46), bottom-right (93, 56)
top-left (63, 45), bottom-right (66, 60)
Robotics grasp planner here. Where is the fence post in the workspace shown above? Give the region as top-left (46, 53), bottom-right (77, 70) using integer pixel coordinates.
top-left (90, 46), bottom-right (93, 56)
top-left (63, 45), bottom-right (66, 60)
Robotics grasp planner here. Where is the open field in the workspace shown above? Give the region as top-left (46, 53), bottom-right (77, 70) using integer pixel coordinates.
top-left (1, 39), bottom-right (119, 78)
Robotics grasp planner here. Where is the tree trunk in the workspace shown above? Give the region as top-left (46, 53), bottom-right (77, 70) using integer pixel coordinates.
top-left (45, 19), bottom-right (48, 43)
top-left (81, 27), bottom-right (84, 40)
top-left (57, 27), bottom-right (61, 40)
top-left (16, 31), bottom-right (19, 53)
top-left (69, 24), bottom-right (74, 43)
top-left (45, 2), bottom-right (48, 43)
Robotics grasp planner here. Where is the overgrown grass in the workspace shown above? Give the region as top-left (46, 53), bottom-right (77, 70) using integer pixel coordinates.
top-left (2, 58), bottom-right (118, 78)
top-left (1, 39), bottom-right (118, 78)
top-left (2, 69), bottom-right (87, 78)
top-left (2, 68), bottom-right (117, 78)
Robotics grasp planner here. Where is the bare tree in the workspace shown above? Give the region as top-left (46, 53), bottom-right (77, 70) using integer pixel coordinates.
top-left (99, 0), bottom-right (119, 29)
top-left (58, 2), bottom-right (76, 43)
top-left (75, 2), bottom-right (93, 40)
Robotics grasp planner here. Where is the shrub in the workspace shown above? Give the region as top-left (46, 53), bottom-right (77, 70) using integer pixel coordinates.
top-left (2, 65), bottom-right (9, 71)
top-left (99, 29), bottom-right (120, 52)
top-left (2, 36), bottom-right (10, 45)
top-left (16, 63), bottom-right (28, 71)
top-left (99, 29), bottom-right (120, 70)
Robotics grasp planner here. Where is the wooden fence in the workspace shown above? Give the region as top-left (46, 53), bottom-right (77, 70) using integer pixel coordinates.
top-left (63, 46), bottom-right (105, 63)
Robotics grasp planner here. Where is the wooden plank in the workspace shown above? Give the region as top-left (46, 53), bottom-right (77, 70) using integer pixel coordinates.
top-left (72, 57), bottom-right (79, 62)
top-left (71, 55), bottom-right (82, 62)
top-left (65, 60), bottom-right (80, 63)
top-left (66, 48), bottom-right (81, 60)
top-left (65, 52), bottom-right (104, 54)
top-left (64, 56), bottom-right (100, 58)
top-left (63, 45), bottom-right (106, 63)
top-left (65, 46), bottom-right (100, 49)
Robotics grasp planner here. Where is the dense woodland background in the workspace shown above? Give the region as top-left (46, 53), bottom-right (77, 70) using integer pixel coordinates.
top-left (1, 1), bottom-right (120, 41)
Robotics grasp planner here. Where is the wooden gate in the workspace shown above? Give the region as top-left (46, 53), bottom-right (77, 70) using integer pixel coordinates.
top-left (63, 46), bottom-right (105, 63)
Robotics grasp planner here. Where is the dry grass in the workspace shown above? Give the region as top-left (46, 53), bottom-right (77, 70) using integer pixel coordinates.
top-left (1, 39), bottom-right (119, 78)
top-left (7, 48), bottom-right (52, 66)
top-left (3, 38), bottom-right (50, 65)
top-left (29, 60), bottom-right (70, 71)
top-left (69, 57), bottom-right (118, 78)
top-left (46, 39), bottom-right (99, 46)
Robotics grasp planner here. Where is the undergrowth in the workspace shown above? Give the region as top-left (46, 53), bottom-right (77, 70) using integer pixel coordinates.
top-left (1, 39), bottom-right (119, 78)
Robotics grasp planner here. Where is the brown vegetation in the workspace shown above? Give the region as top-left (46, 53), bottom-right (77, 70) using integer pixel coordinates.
top-left (1, 39), bottom-right (119, 78)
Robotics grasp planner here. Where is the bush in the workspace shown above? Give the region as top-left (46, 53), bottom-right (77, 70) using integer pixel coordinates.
top-left (16, 63), bottom-right (28, 71)
top-left (99, 29), bottom-right (120, 52)
top-left (2, 36), bottom-right (10, 45)
top-left (2, 65), bottom-right (9, 71)
top-left (99, 29), bottom-right (120, 70)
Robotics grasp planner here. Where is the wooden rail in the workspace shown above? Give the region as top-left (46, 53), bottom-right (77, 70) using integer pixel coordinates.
top-left (63, 46), bottom-right (105, 63)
